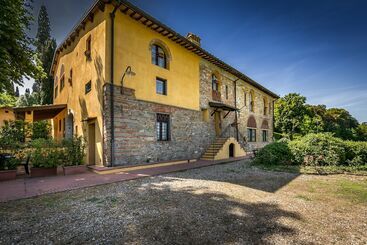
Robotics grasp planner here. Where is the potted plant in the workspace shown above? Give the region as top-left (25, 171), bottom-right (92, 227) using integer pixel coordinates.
top-left (0, 154), bottom-right (19, 181)
top-left (62, 136), bottom-right (87, 175)
top-left (29, 139), bottom-right (60, 177)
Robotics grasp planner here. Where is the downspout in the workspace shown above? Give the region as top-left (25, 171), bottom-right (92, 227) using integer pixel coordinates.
top-left (233, 79), bottom-right (239, 141)
top-left (272, 100), bottom-right (275, 141)
top-left (109, 2), bottom-right (123, 167)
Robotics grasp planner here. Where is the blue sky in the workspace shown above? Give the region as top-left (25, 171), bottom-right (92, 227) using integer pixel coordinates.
top-left (25, 0), bottom-right (367, 122)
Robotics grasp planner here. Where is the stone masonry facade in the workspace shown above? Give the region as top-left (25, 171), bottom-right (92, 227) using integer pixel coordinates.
top-left (103, 84), bottom-right (216, 166)
top-left (102, 61), bottom-right (275, 166)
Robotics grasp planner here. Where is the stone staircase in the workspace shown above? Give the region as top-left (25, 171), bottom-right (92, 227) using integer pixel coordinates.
top-left (201, 138), bottom-right (230, 160)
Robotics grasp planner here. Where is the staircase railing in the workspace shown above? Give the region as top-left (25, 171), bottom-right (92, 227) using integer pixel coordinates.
top-left (220, 123), bottom-right (248, 151)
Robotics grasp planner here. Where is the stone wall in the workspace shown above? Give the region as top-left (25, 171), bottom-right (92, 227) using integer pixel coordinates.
top-left (103, 84), bottom-right (216, 166)
top-left (200, 60), bottom-right (275, 151)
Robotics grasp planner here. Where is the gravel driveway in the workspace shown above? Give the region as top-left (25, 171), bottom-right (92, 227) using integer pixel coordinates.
top-left (0, 160), bottom-right (366, 244)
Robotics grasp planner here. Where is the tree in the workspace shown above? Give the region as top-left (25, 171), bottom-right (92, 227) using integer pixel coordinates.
top-left (300, 105), bottom-right (326, 134)
top-left (274, 93), bottom-right (307, 139)
top-left (324, 108), bottom-right (359, 140)
top-left (34, 5), bottom-right (56, 105)
top-left (0, 0), bottom-right (44, 93)
top-left (16, 88), bottom-right (40, 106)
top-left (0, 93), bottom-right (17, 107)
top-left (14, 87), bottom-right (20, 97)
top-left (355, 124), bottom-right (367, 141)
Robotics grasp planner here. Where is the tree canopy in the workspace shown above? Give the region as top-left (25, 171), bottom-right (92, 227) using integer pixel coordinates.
top-left (0, 0), bottom-right (44, 93)
top-left (274, 93), bottom-right (364, 141)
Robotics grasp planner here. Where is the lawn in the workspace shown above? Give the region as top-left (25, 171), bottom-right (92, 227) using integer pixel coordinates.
top-left (0, 160), bottom-right (366, 244)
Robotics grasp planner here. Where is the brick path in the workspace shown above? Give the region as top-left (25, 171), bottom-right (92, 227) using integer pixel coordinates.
top-left (0, 157), bottom-right (249, 202)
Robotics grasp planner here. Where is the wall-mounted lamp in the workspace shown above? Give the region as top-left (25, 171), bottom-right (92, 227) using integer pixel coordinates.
top-left (120, 66), bottom-right (136, 94)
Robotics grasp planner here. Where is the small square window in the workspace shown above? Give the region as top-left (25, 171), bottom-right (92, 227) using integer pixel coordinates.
top-left (156, 78), bottom-right (167, 95)
top-left (85, 81), bottom-right (92, 94)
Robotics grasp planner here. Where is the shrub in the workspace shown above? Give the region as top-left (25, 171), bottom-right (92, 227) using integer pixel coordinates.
top-left (288, 133), bottom-right (346, 166)
top-left (254, 142), bottom-right (293, 165)
top-left (61, 136), bottom-right (86, 166)
top-left (0, 120), bottom-right (30, 147)
top-left (345, 141), bottom-right (367, 166)
top-left (30, 138), bottom-right (63, 168)
top-left (31, 120), bottom-right (51, 140)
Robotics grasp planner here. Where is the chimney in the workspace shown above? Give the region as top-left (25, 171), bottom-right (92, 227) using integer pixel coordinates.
top-left (186, 33), bottom-right (201, 46)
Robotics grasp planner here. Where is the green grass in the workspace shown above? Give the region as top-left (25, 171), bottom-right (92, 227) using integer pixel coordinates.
top-left (253, 162), bottom-right (367, 175)
top-left (336, 180), bottom-right (367, 203)
top-left (295, 195), bottom-right (312, 201)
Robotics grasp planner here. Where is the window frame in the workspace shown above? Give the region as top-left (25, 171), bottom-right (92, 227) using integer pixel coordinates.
top-left (156, 113), bottom-right (170, 141)
top-left (156, 77), bottom-right (167, 95)
top-left (152, 44), bottom-right (167, 69)
top-left (247, 128), bottom-right (256, 142)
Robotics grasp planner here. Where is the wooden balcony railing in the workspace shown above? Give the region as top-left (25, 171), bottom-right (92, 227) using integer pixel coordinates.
top-left (212, 90), bottom-right (221, 102)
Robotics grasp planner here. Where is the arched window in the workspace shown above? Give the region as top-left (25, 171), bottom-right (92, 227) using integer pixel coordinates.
top-left (263, 97), bottom-right (268, 115)
top-left (54, 76), bottom-right (59, 99)
top-left (249, 91), bottom-right (255, 112)
top-left (247, 116), bottom-right (257, 142)
top-left (151, 44), bottom-right (167, 68)
top-left (60, 64), bottom-right (65, 91)
top-left (212, 74), bottom-right (219, 91)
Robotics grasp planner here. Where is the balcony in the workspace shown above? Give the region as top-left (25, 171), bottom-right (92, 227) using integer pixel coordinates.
top-left (212, 90), bottom-right (221, 102)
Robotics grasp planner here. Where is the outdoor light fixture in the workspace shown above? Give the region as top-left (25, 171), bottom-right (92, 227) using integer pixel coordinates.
top-left (120, 66), bottom-right (136, 94)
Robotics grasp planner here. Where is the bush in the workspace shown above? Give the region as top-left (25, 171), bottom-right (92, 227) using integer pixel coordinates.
top-left (254, 142), bottom-right (293, 165)
top-left (345, 141), bottom-right (367, 165)
top-left (30, 138), bottom-right (63, 168)
top-left (0, 120), bottom-right (30, 147)
top-left (61, 136), bottom-right (86, 166)
top-left (31, 120), bottom-right (51, 140)
top-left (288, 133), bottom-right (346, 166)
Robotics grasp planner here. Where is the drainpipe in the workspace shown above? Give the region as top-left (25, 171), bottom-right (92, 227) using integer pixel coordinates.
top-left (272, 100), bottom-right (275, 141)
top-left (233, 78), bottom-right (239, 141)
top-left (109, 3), bottom-right (123, 167)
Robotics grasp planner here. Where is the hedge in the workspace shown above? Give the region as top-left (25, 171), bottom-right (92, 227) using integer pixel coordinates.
top-left (255, 133), bottom-right (367, 166)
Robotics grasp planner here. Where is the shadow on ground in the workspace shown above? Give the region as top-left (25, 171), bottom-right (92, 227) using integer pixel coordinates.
top-left (0, 170), bottom-right (303, 244)
top-left (150, 160), bottom-right (301, 193)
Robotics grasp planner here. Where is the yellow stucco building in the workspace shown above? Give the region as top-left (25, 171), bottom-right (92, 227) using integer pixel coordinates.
top-left (49, 0), bottom-right (278, 166)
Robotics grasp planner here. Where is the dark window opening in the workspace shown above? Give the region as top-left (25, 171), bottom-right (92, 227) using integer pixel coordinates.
top-left (5, 110), bottom-right (8, 113)
top-left (156, 78), bottom-right (167, 95)
top-left (152, 44), bottom-right (167, 69)
top-left (225, 85), bottom-right (228, 99)
top-left (85, 35), bottom-right (91, 58)
top-left (247, 128), bottom-right (256, 142)
top-left (69, 69), bottom-right (73, 86)
top-left (60, 75), bottom-right (65, 91)
top-left (212, 74), bottom-right (219, 91)
top-left (55, 86), bottom-right (58, 98)
top-left (156, 113), bottom-right (170, 141)
top-left (244, 92), bottom-right (247, 106)
top-left (262, 130), bottom-right (268, 142)
top-left (85, 81), bottom-right (92, 94)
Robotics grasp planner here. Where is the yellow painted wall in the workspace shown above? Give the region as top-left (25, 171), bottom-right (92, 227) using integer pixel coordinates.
top-left (0, 108), bottom-right (15, 128)
top-left (214, 137), bottom-right (246, 160)
top-left (53, 9), bottom-right (108, 165)
top-left (112, 7), bottom-right (201, 111)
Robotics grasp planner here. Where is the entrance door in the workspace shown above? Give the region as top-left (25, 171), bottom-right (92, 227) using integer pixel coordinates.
top-left (229, 143), bottom-right (235, 158)
top-left (214, 111), bottom-right (222, 136)
top-left (88, 122), bottom-right (96, 165)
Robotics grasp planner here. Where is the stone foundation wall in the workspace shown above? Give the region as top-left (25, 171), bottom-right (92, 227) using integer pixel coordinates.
top-left (103, 84), bottom-right (216, 166)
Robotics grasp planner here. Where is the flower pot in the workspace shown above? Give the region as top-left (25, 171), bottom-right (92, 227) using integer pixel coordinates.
top-left (0, 170), bottom-right (17, 181)
top-left (62, 165), bottom-right (87, 175)
top-left (30, 167), bottom-right (57, 178)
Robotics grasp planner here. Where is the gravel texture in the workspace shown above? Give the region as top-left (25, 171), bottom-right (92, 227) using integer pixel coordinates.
top-left (0, 160), bottom-right (366, 244)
